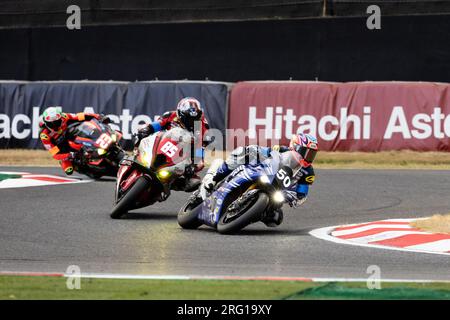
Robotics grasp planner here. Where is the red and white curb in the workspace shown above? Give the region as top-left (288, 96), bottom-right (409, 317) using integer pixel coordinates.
top-left (309, 218), bottom-right (450, 256)
top-left (0, 171), bottom-right (90, 189)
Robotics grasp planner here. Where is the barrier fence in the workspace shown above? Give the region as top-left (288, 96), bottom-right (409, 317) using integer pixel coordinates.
top-left (228, 81), bottom-right (450, 152)
top-left (0, 80), bottom-right (230, 149)
top-left (1, 80), bottom-right (450, 151)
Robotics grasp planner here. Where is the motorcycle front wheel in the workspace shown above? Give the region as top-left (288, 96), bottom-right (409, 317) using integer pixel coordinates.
top-left (110, 176), bottom-right (150, 219)
top-left (217, 192), bottom-right (269, 234)
top-left (177, 193), bottom-right (203, 229)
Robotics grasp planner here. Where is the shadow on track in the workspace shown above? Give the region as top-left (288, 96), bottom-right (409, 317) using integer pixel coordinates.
top-left (189, 226), bottom-right (312, 236)
top-left (120, 212), bottom-right (177, 220)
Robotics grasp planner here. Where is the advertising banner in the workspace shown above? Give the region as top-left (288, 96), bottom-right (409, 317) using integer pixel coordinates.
top-left (0, 81), bottom-right (230, 149)
top-left (228, 81), bottom-right (450, 151)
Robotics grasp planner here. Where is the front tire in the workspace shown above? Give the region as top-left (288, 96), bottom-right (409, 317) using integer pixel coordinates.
top-left (110, 176), bottom-right (150, 219)
top-left (177, 195), bottom-right (203, 229)
top-left (217, 192), bottom-right (270, 234)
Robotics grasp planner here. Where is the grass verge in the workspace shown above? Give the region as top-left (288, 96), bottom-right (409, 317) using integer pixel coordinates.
top-left (1, 149), bottom-right (450, 169)
top-left (1, 276), bottom-right (450, 300)
top-left (411, 214), bottom-right (450, 234)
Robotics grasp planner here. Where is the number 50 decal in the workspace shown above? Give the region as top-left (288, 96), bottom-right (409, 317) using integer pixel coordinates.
top-left (161, 141), bottom-right (179, 158)
top-left (276, 168), bottom-right (292, 187)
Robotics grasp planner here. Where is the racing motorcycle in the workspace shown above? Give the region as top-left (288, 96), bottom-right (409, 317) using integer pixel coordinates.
top-left (178, 150), bottom-right (297, 234)
top-left (65, 118), bottom-right (125, 179)
top-left (110, 126), bottom-right (194, 219)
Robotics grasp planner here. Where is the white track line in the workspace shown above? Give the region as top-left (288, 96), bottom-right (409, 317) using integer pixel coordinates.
top-left (405, 239), bottom-right (450, 252)
top-left (1, 271), bottom-right (450, 283)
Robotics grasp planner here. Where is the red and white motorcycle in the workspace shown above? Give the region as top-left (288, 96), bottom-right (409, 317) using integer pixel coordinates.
top-left (110, 127), bottom-right (193, 219)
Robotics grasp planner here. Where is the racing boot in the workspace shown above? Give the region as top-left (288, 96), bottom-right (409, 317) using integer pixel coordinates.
top-left (262, 208), bottom-right (284, 227)
top-left (60, 160), bottom-right (74, 175)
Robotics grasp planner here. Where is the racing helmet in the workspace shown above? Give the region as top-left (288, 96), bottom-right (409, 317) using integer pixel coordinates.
top-left (176, 97), bottom-right (203, 131)
top-left (42, 106), bottom-right (63, 131)
top-left (289, 133), bottom-right (319, 164)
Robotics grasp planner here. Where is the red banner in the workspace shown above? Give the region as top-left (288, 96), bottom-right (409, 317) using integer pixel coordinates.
top-left (227, 81), bottom-right (450, 151)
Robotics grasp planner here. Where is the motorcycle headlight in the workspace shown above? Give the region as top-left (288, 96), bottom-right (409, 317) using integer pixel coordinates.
top-left (259, 175), bottom-right (270, 184)
top-left (97, 148), bottom-right (107, 156)
top-left (157, 170), bottom-right (171, 180)
top-left (273, 191), bottom-right (285, 203)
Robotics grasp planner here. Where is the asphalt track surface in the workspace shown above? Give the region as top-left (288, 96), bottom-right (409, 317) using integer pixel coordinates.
top-left (0, 166), bottom-right (449, 281)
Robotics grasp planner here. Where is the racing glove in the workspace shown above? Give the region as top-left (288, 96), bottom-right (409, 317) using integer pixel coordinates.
top-left (133, 126), bottom-right (151, 146)
top-left (282, 190), bottom-right (307, 208)
top-left (137, 125), bottom-right (151, 140)
top-left (200, 173), bottom-right (216, 200)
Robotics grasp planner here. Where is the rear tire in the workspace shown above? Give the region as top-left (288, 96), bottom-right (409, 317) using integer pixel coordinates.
top-left (110, 176), bottom-right (150, 219)
top-left (177, 196), bottom-right (203, 229)
top-left (217, 192), bottom-right (269, 234)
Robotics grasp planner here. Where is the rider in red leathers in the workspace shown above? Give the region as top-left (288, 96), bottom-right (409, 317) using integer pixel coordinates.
top-left (135, 97), bottom-right (210, 191)
top-left (39, 106), bottom-right (109, 175)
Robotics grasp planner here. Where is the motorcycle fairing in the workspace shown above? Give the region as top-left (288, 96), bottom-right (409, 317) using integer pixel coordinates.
top-left (198, 152), bottom-right (282, 227)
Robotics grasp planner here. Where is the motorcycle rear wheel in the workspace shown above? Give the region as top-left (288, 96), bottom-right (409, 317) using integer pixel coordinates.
top-left (110, 176), bottom-right (150, 219)
top-left (217, 192), bottom-right (269, 234)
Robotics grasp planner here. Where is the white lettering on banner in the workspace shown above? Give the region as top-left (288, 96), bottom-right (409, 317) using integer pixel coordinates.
top-left (445, 115), bottom-right (450, 137)
top-left (11, 114), bottom-right (31, 139)
top-left (318, 115), bottom-right (339, 141)
top-left (340, 107), bottom-right (361, 139)
top-left (432, 107), bottom-right (445, 139)
top-left (383, 106), bottom-right (450, 140)
top-left (384, 106), bottom-right (412, 139)
top-left (0, 114), bottom-right (10, 139)
top-left (131, 115), bottom-right (152, 134)
top-left (120, 109), bottom-right (133, 139)
top-left (247, 105), bottom-right (450, 142)
top-left (297, 115), bottom-right (317, 137)
top-left (274, 107), bottom-right (283, 140)
top-left (411, 113), bottom-right (432, 139)
top-left (283, 109), bottom-right (296, 138)
top-left (250, 106), bottom-right (370, 141)
top-left (249, 106), bottom-right (272, 139)
top-left (363, 106), bottom-right (371, 139)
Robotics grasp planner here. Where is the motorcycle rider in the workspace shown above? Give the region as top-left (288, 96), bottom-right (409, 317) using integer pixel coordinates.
top-left (135, 97), bottom-right (210, 192)
top-left (199, 133), bottom-right (318, 227)
top-left (39, 106), bottom-right (110, 175)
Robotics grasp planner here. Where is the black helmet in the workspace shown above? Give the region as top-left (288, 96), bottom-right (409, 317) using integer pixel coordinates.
top-left (176, 97), bottom-right (203, 131)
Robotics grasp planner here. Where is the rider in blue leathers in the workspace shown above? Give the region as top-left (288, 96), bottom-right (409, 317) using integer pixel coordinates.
top-left (200, 133), bottom-right (319, 227)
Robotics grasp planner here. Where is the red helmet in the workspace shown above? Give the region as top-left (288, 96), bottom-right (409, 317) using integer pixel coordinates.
top-left (176, 97), bottom-right (203, 131)
top-left (289, 133), bottom-right (319, 164)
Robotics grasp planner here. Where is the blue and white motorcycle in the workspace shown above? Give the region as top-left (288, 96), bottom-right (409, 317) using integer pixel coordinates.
top-left (177, 151), bottom-right (296, 234)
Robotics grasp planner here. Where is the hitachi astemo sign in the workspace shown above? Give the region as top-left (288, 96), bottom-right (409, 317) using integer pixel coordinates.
top-left (248, 106), bottom-right (450, 141)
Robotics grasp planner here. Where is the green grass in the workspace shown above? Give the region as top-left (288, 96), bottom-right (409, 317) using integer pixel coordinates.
top-left (1, 276), bottom-right (450, 300)
top-left (0, 276), bottom-right (319, 300)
